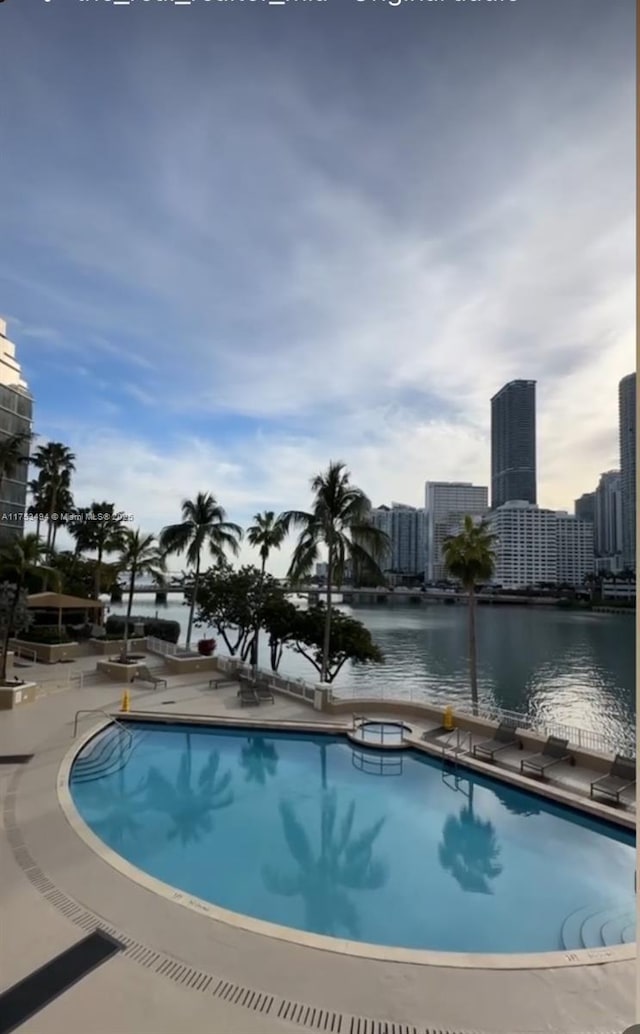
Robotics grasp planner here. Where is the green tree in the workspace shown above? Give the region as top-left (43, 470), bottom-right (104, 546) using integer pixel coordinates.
top-left (146, 748), bottom-right (233, 845)
top-left (240, 736), bottom-right (279, 785)
top-left (31, 442), bottom-right (76, 550)
top-left (279, 461), bottom-right (390, 681)
top-left (160, 493), bottom-right (242, 650)
top-left (288, 604), bottom-right (384, 683)
top-left (0, 431), bottom-right (33, 540)
top-left (438, 787), bottom-right (503, 895)
top-left (263, 792), bottom-right (388, 938)
top-left (246, 510), bottom-right (286, 670)
top-left (0, 534), bottom-right (60, 682)
top-left (68, 502), bottom-right (127, 598)
top-left (0, 582), bottom-right (32, 683)
top-left (261, 592), bottom-right (300, 671)
top-left (116, 529), bottom-right (166, 662)
top-left (189, 563), bottom-right (266, 659)
top-left (442, 515), bottom-right (496, 714)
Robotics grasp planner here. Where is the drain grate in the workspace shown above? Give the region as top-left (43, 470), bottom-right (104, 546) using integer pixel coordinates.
top-left (1, 766), bottom-right (623, 1034)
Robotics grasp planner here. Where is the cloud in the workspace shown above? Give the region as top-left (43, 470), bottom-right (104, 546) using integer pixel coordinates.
top-left (2, 0), bottom-right (634, 576)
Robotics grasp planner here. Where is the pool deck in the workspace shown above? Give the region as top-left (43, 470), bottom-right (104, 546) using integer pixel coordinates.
top-left (0, 655), bottom-right (635, 1034)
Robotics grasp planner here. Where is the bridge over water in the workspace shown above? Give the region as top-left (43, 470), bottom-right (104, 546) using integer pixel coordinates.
top-left (111, 585), bottom-right (558, 607)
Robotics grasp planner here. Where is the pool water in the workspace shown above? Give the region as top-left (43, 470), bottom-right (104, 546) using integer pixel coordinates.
top-left (69, 722), bottom-right (636, 954)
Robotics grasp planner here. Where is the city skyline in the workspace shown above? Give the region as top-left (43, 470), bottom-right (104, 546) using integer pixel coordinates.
top-left (0, 0), bottom-right (634, 577)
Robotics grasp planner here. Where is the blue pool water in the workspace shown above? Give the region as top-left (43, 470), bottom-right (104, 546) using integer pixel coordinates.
top-left (69, 722), bottom-right (636, 954)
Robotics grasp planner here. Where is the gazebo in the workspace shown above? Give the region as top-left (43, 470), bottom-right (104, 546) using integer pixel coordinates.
top-left (26, 593), bottom-right (105, 632)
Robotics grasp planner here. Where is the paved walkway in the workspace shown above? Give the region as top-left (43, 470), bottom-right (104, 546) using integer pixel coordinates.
top-left (0, 659), bottom-right (635, 1034)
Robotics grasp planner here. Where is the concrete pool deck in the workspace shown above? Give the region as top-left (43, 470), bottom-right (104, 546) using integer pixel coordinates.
top-left (0, 659), bottom-right (635, 1034)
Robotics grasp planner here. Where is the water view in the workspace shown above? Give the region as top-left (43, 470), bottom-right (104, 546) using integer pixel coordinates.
top-left (70, 722), bottom-right (636, 954)
top-left (110, 595), bottom-right (635, 750)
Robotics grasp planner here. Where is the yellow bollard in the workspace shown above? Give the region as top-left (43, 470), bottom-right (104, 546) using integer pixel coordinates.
top-left (120, 689), bottom-right (130, 713)
top-left (443, 705), bottom-right (454, 731)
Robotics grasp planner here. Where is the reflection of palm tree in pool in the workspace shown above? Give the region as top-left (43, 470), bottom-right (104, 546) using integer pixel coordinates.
top-left (438, 785), bottom-right (503, 894)
top-left (146, 748), bottom-right (233, 844)
top-left (492, 786), bottom-right (541, 817)
top-left (263, 790), bottom-right (388, 937)
top-left (240, 736), bottom-right (279, 785)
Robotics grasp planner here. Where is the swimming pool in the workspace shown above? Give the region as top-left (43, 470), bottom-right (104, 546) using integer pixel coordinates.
top-left (68, 721), bottom-right (635, 956)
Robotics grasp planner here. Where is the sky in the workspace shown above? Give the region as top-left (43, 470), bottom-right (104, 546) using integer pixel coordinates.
top-left (0, 0), bottom-right (635, 576)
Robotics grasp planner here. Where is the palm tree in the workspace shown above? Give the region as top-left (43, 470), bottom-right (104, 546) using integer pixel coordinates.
top-left (278, 462), bottom-right (390, 682)
top-left (116, 529), bottom-right (166, 662)
top-left (438, 786), bottom-right (503, 895)
top-left (0, 533), bottom-right (60, 682)
top-left (26, 473), bottom-right (47, 544)
top-left (68, 501), bottom-right (126, 598)
top-left (263, 791), bottom-right (388, 938)
top-left (31, 442), bottom-right (76, 550)
top-left (159, 493), bottom-right (242, 650)
top-left (146, 748), bottom-right (233, 845)
top-left (47, 483), bottom-right (75, 551)
top-left (442, 515), bottom-right (496, 714)
top-left (246, 510), bottom-right (286, 670)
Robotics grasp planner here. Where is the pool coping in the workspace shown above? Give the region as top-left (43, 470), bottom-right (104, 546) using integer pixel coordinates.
top-left (57, 715), bottom-right (636, 972)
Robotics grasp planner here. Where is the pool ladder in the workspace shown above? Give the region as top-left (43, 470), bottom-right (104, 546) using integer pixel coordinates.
top-left (440, 728), bottom-right (472, 767)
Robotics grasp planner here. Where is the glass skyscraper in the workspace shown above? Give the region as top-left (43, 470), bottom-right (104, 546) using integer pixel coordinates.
top-left (490, 379), bottom-right (537, 509)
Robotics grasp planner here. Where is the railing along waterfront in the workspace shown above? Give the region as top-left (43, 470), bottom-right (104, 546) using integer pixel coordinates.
top-left (331, 686), bottom-right (635, 759)
top-left (146, 636), bottom-right (179, 657)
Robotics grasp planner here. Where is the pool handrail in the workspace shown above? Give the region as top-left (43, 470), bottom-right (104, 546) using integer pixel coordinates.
top-left (73, 709), bottom-right (133, 743)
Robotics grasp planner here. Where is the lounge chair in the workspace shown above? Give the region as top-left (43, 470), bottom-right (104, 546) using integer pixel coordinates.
top-left (208, 674), bottom-right (236, 689)
top-left (520, 736), bottom-right (571, 779)
top-left (472, 720), bottom-right (519, 762)
top-left (238, 684), bottom-right (259, 707)
top-left (590, 755), bottom-right (636, 805)
top-left (132, 665), bottom-right (168, 690)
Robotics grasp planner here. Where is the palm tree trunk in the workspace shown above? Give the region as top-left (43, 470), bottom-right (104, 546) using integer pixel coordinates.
top-left (468, 584), bottom-right (478, 715)
top-left (320, 549), bottom-right (333, 683)
top-left (251, 555), bottom-right (267, 676)
top-left (94, 546), bottom-right (103, 599)
top-left (35, 515), bottom-right (41, 545)
top-left (185, 558), bottom-right (200, 650)
top-left (120, 564), bottom-right (136, 663)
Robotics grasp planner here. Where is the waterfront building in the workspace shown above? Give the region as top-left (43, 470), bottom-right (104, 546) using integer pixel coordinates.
top-left (593, 470), bottom-right (623, 571)
top-left (555, 512), bottom-right (595, 587)
top-left (574, 492), bottom-right (595, 523)
top-left (424, 482), bottom-right (488, 582)
top-left (489, 501), bottom-right (557, 588)
top-left (369, 502), bottom-right (426, 583)
top-left (0, 317), bottom-right (33, 540)
top-left (490, 379), bottom-right (537, 509)
top-left (618, 372), bottom-right (636, 571)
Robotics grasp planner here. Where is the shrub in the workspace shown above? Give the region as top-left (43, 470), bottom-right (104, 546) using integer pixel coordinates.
top-left (19, 625), bottom-right (72, 644)
top-left (105, 615), bottom-right (180, 644)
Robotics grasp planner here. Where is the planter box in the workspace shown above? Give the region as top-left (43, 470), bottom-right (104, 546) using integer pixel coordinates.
top-left (12, 639), bottom-right (80, 665)
top-left (164, 654), bottom-right (218, 675)
top-left (0, 681), bottom-right (37, 710)
top-left (96, 658), bottom-right (148, 683)
top-left (90, 637), bottom-right (147, 656)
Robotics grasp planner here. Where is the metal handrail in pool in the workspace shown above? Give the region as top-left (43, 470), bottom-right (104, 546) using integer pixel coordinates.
top-left (73, 709), bottom-right (133, 743)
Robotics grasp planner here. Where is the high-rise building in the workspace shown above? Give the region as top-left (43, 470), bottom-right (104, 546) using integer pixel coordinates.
top-left (593, 470), bottom-right (623, 566)
top-left (618, 372), bottom-right (636, 571)
top-left (555, 513), bottom-right (595, 587)
top-left (574, 492), bottom-right (595, 523)
top-left (369, 502), bottom-right (426, 581)
top-left (490, 379), bottom-right (537, 509)
top-left (490, 502), bottom-right (594, 589)
top-left (0, 318), bottom-right (33, 540)
top-left (424, 482), bottom-right (488, 582)
top-left (489, 502), bottom-right (557, 588)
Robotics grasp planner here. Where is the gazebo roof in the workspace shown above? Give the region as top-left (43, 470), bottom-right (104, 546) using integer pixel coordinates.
top-left (27, 592), bottom-right (104, 610)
